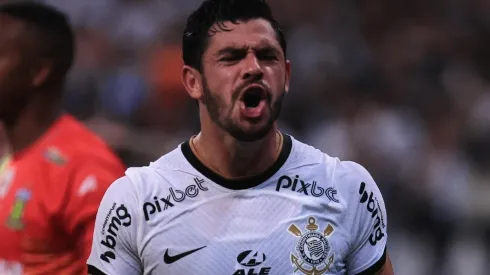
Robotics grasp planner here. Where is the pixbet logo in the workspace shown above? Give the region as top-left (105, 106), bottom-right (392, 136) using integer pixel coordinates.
top-left (143, 177), bottom-right (207, 221)
top-left (276, 175), bottom-right (339, 202)
top-left (358, 182), bottom-right (385, 246)
top-left (233, 250), bottom-right (271, 275)
top-left (100, 203), bottom-right (132, 263)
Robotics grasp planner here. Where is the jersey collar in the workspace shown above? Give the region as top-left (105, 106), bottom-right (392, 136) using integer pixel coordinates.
top-left (181, 133), bottom-right (292, 190)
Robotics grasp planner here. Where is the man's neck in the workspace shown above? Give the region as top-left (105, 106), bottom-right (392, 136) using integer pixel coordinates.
top-left (5, 97), bottom-right (61, 154)
top-left (192, 127), bottom-right (281, 179)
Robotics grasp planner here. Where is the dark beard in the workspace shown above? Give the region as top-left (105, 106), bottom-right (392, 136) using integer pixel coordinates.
top-left (201, 78), bottom-right (285, 142)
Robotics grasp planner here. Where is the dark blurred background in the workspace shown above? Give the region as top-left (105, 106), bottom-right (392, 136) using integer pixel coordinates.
top-left (21, 0), bottom-right (490, 274)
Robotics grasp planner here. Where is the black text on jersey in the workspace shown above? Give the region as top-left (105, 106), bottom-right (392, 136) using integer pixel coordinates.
top-left (143, 177), bottom-right (208, 221)
top-left (100, 204), bottom-right (132, 263)
top-left (359, 182), bottom-right (386, 246)
top-left (276, 175), bottom-right (339, 202)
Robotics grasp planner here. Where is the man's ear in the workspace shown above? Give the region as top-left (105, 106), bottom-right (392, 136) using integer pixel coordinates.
top-left (31, 59), bottom-right (53, 88)
top-left (284, 59), bottom-right (291, 94)
top-left (182, 65), bottom-right (203, 100)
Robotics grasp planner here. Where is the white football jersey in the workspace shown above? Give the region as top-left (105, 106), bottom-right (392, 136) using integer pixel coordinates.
top-left (87, 134), bottom-right (388, 275)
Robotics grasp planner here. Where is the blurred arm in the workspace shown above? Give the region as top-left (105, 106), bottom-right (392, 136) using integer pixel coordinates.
top-left (60, 159), bottom-right (124, 272)
top-left (375, 253), bottom-right (394, 275)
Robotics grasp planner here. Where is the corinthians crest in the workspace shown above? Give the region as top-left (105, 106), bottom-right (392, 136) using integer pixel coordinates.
top-left (288, 217), bottom-right (335, 275)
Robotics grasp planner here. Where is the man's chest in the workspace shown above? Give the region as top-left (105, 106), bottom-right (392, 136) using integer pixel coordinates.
top-left (0, 165), bottom-right (35, 233)
top-left (138, 191), bottom-right (351, 275)
top-left (0, 164), bottom-right (57, 259)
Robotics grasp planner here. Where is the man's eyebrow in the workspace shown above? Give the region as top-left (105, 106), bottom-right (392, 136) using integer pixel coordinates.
top-left (215, 45), bottom-right (281, 56)
top-left (256, 46), bottom-right (281, 55)
top-left (215, 46), bottom-right (247, 57)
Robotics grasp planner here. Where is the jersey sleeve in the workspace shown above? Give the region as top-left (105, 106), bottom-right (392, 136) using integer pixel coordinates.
top-left (87, 176), bottom-right (141, 275)
top-left (340, 161), bottom-right (388, 275)
top-left (59, 159), bottom-right (125, 266)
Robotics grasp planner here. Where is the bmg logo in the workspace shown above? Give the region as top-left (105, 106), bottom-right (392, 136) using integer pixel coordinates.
top-left (359, 182), bottom-right (385, 246)
top-left (100, 204), bottom-right (132, 263)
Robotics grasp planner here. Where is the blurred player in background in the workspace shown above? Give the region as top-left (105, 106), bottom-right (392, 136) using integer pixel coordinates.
top-left (88, 0), bottom-right (394, 274)
top-left (0, 2), bottom-right (125, 274)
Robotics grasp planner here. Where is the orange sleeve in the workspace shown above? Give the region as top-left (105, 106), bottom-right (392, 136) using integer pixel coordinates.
top-left (59, 158), bottom-right (125, 264)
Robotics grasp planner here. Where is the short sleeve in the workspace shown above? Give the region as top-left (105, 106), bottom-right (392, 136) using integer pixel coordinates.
top-left (341, 161), bottom-right (388, 275)
top-left (87, 176), bottom-right (141, 275)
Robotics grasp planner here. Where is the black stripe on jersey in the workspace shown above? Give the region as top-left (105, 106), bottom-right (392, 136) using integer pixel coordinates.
top-left (355, 246), bottom-right (387, 275)
top-left (181, 133), bottom-right (293, 190)
top-left (87, 264), bottom-right (107, 275)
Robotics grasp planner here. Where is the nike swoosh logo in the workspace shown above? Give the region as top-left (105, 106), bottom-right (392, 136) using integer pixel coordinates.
top-left (163, 246), bottom-right (206, 264)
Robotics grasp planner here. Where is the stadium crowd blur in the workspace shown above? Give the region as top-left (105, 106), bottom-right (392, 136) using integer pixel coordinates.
top-left (17, 0), bottom-right (490, 274)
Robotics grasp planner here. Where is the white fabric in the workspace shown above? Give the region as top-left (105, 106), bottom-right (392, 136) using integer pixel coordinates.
top-left (87, 136), bottom-right (388, 274)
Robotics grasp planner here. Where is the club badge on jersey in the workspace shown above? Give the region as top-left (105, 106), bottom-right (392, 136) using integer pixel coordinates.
top-left (288, 217), bottom-right (335, 275)
top-left (5, 188), bottom-right (31, 230)
top-left (43, 147), bottom-right (67, 166)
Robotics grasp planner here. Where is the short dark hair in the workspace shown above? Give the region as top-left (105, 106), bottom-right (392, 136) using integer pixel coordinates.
top-left (182, 0), bottom-right (287, 71)
top-left (0, 1), bottom-right (74, 78)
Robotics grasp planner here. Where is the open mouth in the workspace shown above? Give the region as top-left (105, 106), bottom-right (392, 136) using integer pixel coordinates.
top-left (241, 86), bottom-right (268, 108)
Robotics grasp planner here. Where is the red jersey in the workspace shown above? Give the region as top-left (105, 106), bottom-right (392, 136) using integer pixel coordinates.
top-left (0, 115), bottom-right (125, 275)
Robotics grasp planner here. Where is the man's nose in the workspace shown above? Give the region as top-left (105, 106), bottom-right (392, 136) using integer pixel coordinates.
top-left (242, 54), bottom-right (264, 81)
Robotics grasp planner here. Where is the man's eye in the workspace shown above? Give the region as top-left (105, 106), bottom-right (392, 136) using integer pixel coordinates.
top-left (257, 52), bottom-right (278, 60)
top-left (220, 56), bottom-right (240, 62)
top-left (260, 55), bottom-right (278, 60)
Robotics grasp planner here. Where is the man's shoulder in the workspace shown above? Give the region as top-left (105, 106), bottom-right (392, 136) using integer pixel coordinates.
top-left (288, 135), bottom-right (327, 164)
top-left (119, 145), bottom-right (195, 192)
top-left (288, 136), bottom-right (351, 177)
top-left (290, 136), bottom-right (377, 196)
top-left (33, 115), bottom-right (123, 170)
top-left (16, 117), bottom-right (124, 193)
top-left (149, 144), bottom-right (188, 171)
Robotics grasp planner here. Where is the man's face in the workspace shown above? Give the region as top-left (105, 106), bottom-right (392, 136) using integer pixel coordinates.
top-left (0, 15), bottom-right (32, 126)
top-left (199, 18), bottom-right (290, 142)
